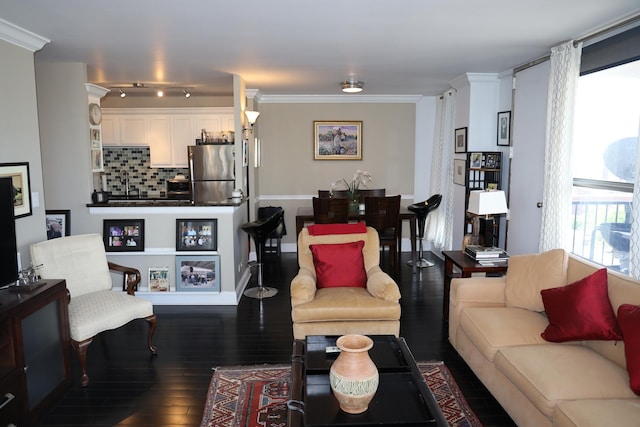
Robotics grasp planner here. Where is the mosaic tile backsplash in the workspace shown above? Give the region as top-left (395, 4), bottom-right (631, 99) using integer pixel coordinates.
top-left (102, 147), bottom-right (189, 197)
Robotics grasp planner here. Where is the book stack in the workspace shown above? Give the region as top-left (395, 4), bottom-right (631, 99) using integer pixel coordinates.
top-left (465, 245), bottom-right (509, 264)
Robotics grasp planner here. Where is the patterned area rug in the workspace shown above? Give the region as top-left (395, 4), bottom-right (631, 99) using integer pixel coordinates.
top-left (200, 361), bottom-right (481, 427)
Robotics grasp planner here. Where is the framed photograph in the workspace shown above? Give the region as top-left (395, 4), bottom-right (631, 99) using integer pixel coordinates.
top-left (314, 121), bottom-right (362, 160)
top-left (45, 209), bottom-right (70, 239)
top-left (103, 219), bottom-right (145, 252)
top-left (176, 219), bottom-right (217, 251)
top-left (0, 162), bottom-right (32, 218)
top-left (470, 152), bottom-right (482, 168)
top-left (454, 127), bottom-right (468, 153)
top-left (485, 153), bottom-right (497, 169)
top-left (91, 148), bottom-right (104, 172)
top-left (176, 255), bottom-right (221, 292)
top-left (90, 128), bottom-right (101, 147)
top-left (148, 267), bottom-right (170, 292)
top-left (242, 138), bottom-right (249, 167)
top-left (453, 159), bottom-right (466, 186)
top-left (497, 111), bottom-right (511, 146)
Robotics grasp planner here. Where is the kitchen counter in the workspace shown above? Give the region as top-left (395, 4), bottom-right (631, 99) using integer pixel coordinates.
top-left (86, 197), bottom-right (246, 208)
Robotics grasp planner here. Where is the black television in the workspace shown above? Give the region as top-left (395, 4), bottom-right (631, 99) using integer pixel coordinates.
top-left (0, 177), bottom-right (18, 287)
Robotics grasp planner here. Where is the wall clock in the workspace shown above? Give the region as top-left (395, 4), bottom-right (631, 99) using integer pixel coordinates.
top-left (89, 103), bottom-right (102, 125)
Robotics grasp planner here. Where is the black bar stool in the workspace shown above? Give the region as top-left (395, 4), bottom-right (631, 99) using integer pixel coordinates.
top-left (407, 194), bottom-right (442, 268)
top-left (242, 208), bottom-right (285, 298)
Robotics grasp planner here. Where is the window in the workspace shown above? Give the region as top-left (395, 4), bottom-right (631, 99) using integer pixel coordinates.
top-left (571, 59), bottom-right (640, 273)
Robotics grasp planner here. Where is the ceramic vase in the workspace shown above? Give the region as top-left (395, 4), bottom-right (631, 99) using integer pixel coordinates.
top-left (329, 334), bottom-right (379, 414)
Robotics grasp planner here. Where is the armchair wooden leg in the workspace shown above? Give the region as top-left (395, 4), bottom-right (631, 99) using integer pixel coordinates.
top-left (146, 315), bottom-right (158, 354)
top-left (72, 338), bottom-right (93, 387)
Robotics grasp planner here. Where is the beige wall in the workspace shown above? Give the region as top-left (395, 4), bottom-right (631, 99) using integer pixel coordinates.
top-left (0, 40), bottom-right (47, 265)
top-left (254, 102), bottom-right (416, 245)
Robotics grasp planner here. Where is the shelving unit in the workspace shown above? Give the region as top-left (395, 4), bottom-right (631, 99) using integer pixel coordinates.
top-left (464, 152), bottom-right (503, 242)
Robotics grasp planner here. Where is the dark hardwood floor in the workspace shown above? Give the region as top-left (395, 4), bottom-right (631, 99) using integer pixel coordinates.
top-left (38, 251), bottom-right (516, 427)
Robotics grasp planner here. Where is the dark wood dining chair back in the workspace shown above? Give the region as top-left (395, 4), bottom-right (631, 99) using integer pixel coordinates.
top-left (364, 195), bottom-right (401, 274)
top-left (318, 190), bottom-right (349, 199)
top-left (357, 188), bottom-right (386, 203)
top-left (312, 197), bottom-right (350, 224)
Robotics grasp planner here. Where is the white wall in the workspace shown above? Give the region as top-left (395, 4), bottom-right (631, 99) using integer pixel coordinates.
top-left (0, 40), bottom-right (47, 266)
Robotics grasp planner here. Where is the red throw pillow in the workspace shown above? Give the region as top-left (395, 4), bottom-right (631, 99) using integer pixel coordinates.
top-left (310, 241), bottom-right (367, 289)
top-left (618, 304), bottom-right (640, 395)
top-left (307, 222), bottom-right (367, 236)
top-left (541, 268), bottom-right (622, 342)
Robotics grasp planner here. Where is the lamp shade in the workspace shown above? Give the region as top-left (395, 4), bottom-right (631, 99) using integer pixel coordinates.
top-left (467, 190), bottom-right (508, 216)
top-left (245, 110), bottom-right (260, 125)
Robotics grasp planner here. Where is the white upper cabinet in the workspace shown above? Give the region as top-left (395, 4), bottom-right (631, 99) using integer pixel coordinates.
top-left (101, 108), bottom-right (235, 167)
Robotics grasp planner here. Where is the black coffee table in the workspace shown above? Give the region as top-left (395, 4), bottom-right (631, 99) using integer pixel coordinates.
top-left (287, 335), bottom-right (447, 427)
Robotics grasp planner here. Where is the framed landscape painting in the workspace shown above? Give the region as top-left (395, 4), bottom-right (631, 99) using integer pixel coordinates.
top-left (314, 121), bottom-right (362, 160)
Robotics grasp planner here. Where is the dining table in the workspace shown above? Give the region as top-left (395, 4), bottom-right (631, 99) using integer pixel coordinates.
top-left (295, 206), bottom-right (418, 273)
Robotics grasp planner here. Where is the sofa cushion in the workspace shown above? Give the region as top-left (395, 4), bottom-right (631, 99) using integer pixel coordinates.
top-left (291, 287), bottom-right (401, 322)
top-left (541, 268), bottom-right (622, 342)
top-left (618, 304), bottom-right (640, 395)
top-left (505, 248), bottom-right (568, 311)
top-left (459, 306), bottom-right (549, 361)
top-left (495, 344), bottom-right (636, 418)
top-left (310, 241), bottom-right (367, 288)
top-left (554, 399), bottom-right (640, 427)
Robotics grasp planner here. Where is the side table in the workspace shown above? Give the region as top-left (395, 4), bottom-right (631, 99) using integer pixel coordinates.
top-left (442, 250), bottom-right (508, 322)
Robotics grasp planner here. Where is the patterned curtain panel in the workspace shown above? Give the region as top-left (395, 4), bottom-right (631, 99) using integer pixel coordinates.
top-left (539, 41), bottom-right (583, 252)
top-left (426, 90), bottom-right (456, 250)
top-left (629, 128), bottom-right (640, 279)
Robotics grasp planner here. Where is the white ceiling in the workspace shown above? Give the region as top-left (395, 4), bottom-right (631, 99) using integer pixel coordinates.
top-left (1, 1), bottom-right (639, 98)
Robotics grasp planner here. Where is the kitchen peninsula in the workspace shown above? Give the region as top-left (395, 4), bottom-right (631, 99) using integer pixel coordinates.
top-left (87, 197), bottom-right (250, 306)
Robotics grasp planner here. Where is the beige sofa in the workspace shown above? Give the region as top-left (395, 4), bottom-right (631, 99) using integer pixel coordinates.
top-left (449, 249), bottom-right (640, 427)
top-left (290, 226), bottom-right (401, 340)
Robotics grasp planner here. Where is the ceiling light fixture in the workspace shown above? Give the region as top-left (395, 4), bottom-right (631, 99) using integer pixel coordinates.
top-left (341, 79), bottom-right (364, 93)
top-left (156, 89), bottom-right (164, 97)
top-left (183, 89), bottom-right (191, 98)
top-left (119, 89), bottom-right (126, 98)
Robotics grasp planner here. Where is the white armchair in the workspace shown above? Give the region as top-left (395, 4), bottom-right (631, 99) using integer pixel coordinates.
top-left (31, 233), bottom-right (157, 386)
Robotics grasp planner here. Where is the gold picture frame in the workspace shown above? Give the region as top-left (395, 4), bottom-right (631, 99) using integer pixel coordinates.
top-left (313, 121), bottom-right (362, 160)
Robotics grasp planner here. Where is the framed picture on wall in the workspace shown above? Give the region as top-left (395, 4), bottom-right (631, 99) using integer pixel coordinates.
top-left (497, 111), bottom-right (511, 146)
top-left (313, 121), bottom-right (362, 160)
top-left (0, 162), bottom-right (32, 218)
top-left (453, 159), bottom-right (466, 186)
top-left (176, 219), bottom-right (217, 251)
top-left (176, 255), bottom-right (221, 292)
top-left (45, 209), bottom-right (70, 239)
top-left (103, 219), bottom-right (145, 252)
top-left (454, 127), bottom-right (467, 153)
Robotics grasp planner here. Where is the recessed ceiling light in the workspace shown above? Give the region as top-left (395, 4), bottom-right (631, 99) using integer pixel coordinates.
top-left (341, 80), bottom-right (364, 93)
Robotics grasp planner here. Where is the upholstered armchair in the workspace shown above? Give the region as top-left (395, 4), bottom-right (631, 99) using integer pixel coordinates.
top-left (290, 224), bottom-right (401, 339)
top-left (31, 233), bottom-right (157, 386)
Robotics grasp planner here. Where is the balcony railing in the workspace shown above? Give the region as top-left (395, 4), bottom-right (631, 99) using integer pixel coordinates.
top-left (571, 200), bottom-right (631, 273)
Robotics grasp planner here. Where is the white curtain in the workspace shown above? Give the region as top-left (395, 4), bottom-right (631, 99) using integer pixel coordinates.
top-left (629, 120), bottom-right (640, 279)
top-left (426, 89), bottom-right (456, 250)
top-left (539, 41), bottom-right (582, 252)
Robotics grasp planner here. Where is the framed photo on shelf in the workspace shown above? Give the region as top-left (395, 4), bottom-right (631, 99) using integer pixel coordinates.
top-left (45, 209), bottom-right (70, 239)
top-left (103, 219), bottom-right (145, 252)
top-left (176, 255), bottom-right (221, 292)
top-left (148, 267), bottom-right (170, 292)
top-left (454, 127), bottom-right (468, 153)
top-left (485, 153), bottom-right (497, 169)
top-left (176, 219), bottom-right (217, 251)
top-left (497, 111), bottom-right (511, 146)
top-left (0, 162), bottom-right (32, 218)
top-left (313, 121), bottom-right (362, 160)
top-left (453, 159), bottom-right (466, 186)
top-left (470, 152), bottom-right (482, 168)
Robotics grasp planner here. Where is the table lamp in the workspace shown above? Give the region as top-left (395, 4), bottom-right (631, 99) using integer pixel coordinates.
top-left (467, 190), bottom-right (508, 247)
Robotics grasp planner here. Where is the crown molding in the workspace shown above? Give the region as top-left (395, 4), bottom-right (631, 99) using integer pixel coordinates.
top-left (256, 94), bottom-right (424, 104)
top-left (0, 18), bottom-right (50, 52)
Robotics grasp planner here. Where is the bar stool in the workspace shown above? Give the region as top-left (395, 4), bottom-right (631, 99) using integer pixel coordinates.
top-left (407, 194), bottom-right (442, 268)
top-left (242, 208), bottom-right (284, 298)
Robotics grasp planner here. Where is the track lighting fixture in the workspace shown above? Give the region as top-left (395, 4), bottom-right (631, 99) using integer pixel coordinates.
top-left (119, 89), bottom-right (126, 98)
top-left (341, 79), bottom-right (364, 93)
top-left (183, 89), bottom-right (191, 98)
top-left (156, 90), bottom-right (164, 97)
top-left (108, 84), bottom-right (194, 98)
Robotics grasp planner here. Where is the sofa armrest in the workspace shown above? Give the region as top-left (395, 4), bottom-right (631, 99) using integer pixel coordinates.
top-left (108, 261), bottom-right (141, 295)
top-left (449, 276), bottom-right (507, 347)
top-left (291, 267), bottom-right (317, 306)
top-left (366, 266), bottom-right (401, 302)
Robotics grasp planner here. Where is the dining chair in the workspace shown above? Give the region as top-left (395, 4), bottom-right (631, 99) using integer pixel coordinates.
top-left (357, 188), bottom-right (385, 203)
top-left (318, 190), bottom-right (349, 198)
top-left (364, 195), bottom-right (401, 275)
top-left (312, 197), bottom-right (350, 224)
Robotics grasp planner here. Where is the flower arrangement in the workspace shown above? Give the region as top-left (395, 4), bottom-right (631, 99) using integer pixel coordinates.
top-left (331, 169), bottom-right (373, 201)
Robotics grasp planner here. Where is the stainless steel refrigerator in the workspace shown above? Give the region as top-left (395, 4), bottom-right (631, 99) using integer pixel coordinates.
top-left (188, 144), bottom-right (235, 203)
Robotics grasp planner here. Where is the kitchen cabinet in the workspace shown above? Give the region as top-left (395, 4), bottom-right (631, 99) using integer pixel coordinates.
top-left (102, 108), bottom-right (235, 167)
top-left (0, 280), bottom-right (72, 426)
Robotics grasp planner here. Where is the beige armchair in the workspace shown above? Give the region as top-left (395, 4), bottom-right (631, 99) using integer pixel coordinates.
top-left (291, 226), bottom-right (401, 339)
top-left (31, 233), bottom-right (157, 386)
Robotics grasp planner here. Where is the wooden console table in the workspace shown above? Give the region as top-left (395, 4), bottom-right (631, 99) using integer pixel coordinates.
top-left (442, 251), bottom-right (508, 322)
